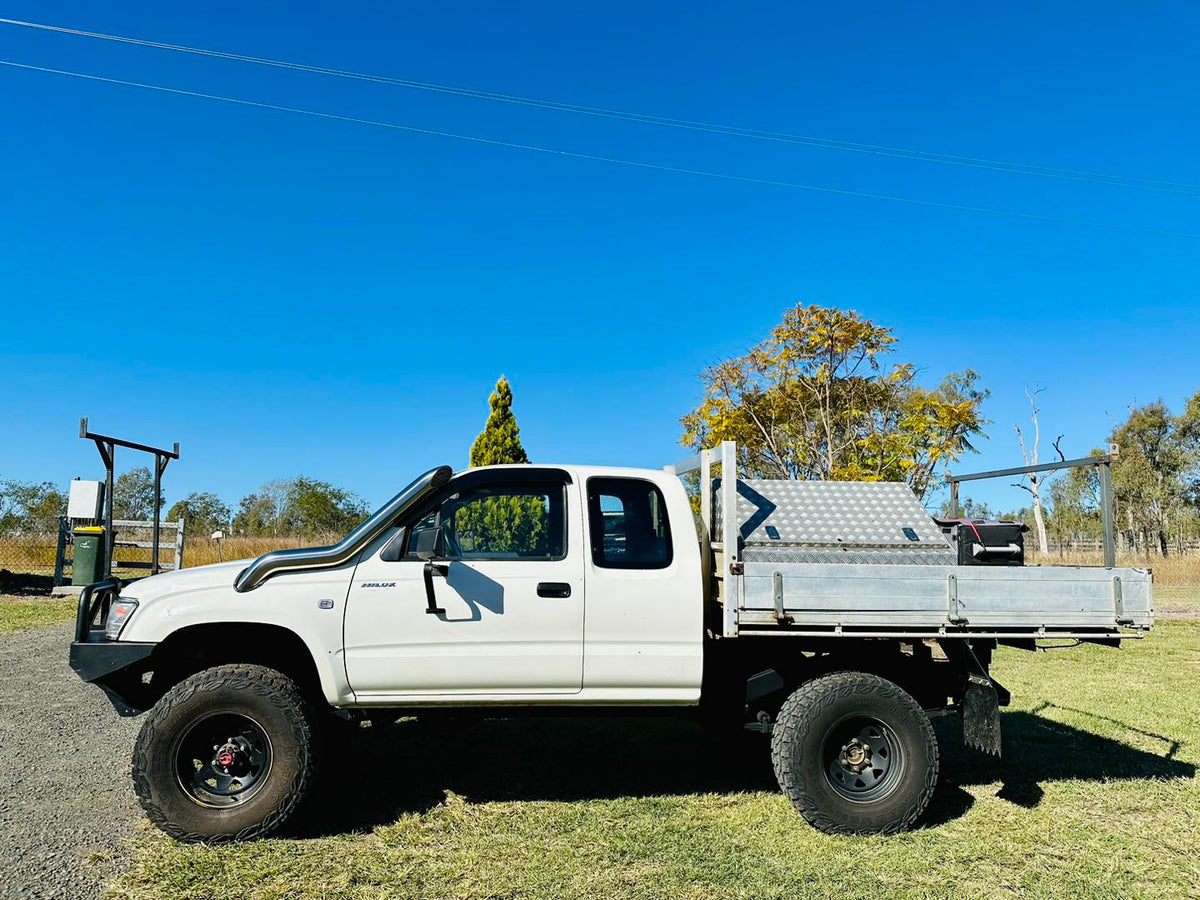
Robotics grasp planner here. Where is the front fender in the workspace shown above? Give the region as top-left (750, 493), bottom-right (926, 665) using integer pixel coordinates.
top-left (119, 564), bottom-right (355, 706)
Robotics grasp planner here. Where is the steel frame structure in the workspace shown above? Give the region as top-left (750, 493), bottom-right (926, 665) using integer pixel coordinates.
top-left (944, 449), bottom-right (1119, 567)
top-left (79, 417), bottom-right (180, 578)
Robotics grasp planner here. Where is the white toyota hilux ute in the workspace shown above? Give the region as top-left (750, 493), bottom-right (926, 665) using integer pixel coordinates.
top-left (70, 446), bottom-right (1153, 842)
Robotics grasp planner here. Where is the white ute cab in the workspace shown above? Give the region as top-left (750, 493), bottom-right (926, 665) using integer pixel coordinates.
top-left (69, 443), bottom-right (1153, 842)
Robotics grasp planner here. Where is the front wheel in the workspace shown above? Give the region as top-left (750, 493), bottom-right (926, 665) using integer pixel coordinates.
top-left (770, 671), bottom-right (938, 834)
top-left (132, 664), bottom-right (319, 842)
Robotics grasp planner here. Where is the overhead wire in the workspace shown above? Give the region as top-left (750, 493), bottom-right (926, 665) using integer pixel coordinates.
top-left (2, 15), bottom-right (1199, 198)
top-left (3, 59), bottom-right (1197, 240)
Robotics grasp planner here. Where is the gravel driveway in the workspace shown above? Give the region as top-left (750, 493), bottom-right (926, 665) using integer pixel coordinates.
top-left (0, 623), bottom-right (141, 899)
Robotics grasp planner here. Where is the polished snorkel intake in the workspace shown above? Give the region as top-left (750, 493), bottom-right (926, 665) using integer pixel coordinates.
top-left (233, 465), bottom-right (453, 592)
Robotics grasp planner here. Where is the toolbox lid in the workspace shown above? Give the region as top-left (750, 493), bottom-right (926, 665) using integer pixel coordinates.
top-left (716, 478), bottom-right (953, 559)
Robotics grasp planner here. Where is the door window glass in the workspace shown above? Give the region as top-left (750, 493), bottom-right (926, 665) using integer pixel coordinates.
top-left (587, 478), bottom-right (672, 569)
top-left (408, 483), bottom-right (566, 560)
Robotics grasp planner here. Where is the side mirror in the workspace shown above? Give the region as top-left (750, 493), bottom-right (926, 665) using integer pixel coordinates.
top-left (411, 525), bottom-right (446, 560)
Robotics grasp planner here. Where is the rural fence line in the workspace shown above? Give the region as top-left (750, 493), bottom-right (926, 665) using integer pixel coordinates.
top-left (0, 529), bottom-right (341, 586)
top-left (1044, 539), bottom-right (1200, 556)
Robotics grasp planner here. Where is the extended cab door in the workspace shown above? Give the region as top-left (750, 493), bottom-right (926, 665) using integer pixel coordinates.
top-left (580, 474), bottom-right (704, 701)
top-left (342, 468), bottom-right (584, 699)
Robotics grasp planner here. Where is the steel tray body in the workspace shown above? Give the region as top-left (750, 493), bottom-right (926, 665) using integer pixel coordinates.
top-left (740, 561), bottom-right (1153, 634)
top-left (714, 477), bottom-right (1151, 637)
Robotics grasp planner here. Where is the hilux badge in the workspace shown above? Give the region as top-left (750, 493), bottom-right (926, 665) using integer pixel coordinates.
top-left (360, 582), bottom-right (396, 589)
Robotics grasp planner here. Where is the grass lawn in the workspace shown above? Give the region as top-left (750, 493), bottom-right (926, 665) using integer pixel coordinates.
top-left (1154, 584), bottom-right (1200, 618)
top-left (107, 621), bottom-right (1200, 900)
top-left (0, 593), bottom-right (76, 633)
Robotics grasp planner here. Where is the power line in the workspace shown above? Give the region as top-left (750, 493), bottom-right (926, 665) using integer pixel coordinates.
top-left (3, 58), bottom-right (1197, 241)
top-left (2, 15), bottom-right (1198, 198)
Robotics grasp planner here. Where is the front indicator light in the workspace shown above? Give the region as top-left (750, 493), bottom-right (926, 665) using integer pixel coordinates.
top-left (105, 598), bottom-right (139, 640)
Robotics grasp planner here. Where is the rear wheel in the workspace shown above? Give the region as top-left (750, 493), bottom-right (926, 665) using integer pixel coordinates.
top-left (770, 671), bottom-right (938, 834)
top-left (132, 664), bottom-right (319, 842)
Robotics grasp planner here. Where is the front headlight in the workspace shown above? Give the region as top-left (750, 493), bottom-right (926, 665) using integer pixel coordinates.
top-left (104, 597), bottom-right (139, 640)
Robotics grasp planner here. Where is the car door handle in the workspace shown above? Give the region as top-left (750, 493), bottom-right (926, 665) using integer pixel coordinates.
top-left (537, 582), bottom-right (572, 598)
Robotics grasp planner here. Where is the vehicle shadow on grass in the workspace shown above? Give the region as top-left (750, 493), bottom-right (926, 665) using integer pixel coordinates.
top-left (0, 570), bottom-right (55, 596)
top-left (932, 707), bottom-right (1195, 816)
top-left (288, 708), bottom-right (1194, 838)
top-left (290, 715), bottom-right (776, 837)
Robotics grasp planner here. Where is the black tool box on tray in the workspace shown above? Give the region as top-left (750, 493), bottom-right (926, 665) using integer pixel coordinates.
top-left (934, 519), bottom-right (1029, 567)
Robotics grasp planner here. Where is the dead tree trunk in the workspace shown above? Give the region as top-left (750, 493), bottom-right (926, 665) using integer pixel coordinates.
top-left (1013, 388), bottom-right (1054, 554)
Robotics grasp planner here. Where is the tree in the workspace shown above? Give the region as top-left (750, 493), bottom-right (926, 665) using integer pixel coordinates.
top-left (680, 303), bottom-right (989, 499)
top-left (993, 505), bottom-right (1038, 533)
top-left (463, 377), bottom-right (539, 545)
top-left (232, 478), bottom-right (368, 537)
top-left (232, 492), bottom-right (279, 537)
top-left (1175, 389), bottom-right (1200, 508)
top-left (470, 376), bottom-right (529, 466)
top-left (856, 369), bottom-right (990, 499)
top-left (113, 467), bottom-right (165, 520)
top-left (1049, 390), bottom-right (1200, 556)
top-left (1110, 397), bottom-right (1193, 556)
top-left (279, 477), bottom-right (370, 536)
top-left (1012, 387), bottom-right (1057, 553)
top-left (167, 492), bottom-right (231, 537)
top-left (0, 480), bottom-right (67, 534)
top-left (1047, 451), bottom-right (1104, 544)
top-left (938, 496), bottom-right (992, 520)
top-left (231, 479), bottom-right (293, 536)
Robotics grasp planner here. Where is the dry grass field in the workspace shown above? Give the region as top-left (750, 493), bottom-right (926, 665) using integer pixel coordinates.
top-left (181, 534), bottom-right (342, 568)
top-left (0, 534), bottom-right (59, 574)
top-left (0, 533), bottom-right (338, 583)
top-left (1027, 549), bottom-right (1200, 585)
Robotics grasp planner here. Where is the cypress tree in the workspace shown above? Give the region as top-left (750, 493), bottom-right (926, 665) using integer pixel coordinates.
top-left (469, 376), bottom-right (529, 466)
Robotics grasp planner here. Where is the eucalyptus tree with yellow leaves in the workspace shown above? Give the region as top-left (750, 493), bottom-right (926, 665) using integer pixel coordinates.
top-left (680, 303), bottom-right (988, 500)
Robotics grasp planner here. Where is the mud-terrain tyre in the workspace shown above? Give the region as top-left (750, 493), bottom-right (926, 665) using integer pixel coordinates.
top-left (132, 664), bottom-right (319, 842)
top-left (770, 671), bottom-right (938, 834)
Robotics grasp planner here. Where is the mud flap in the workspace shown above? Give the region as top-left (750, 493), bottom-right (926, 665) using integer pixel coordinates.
top-left (963, 675), bottom-right (1002, 756)
top-left (944, 640), bottom-right (1009, 757)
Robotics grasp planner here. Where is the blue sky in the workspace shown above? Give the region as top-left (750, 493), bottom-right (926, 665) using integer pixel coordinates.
top-left (1, 1), bottom-right (1197, 514)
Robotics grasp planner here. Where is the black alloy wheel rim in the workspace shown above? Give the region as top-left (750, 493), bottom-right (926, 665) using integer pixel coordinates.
top-left (821, 715), bottom-right (905, 803)
top-left (175, 713), bottom-right (273, 808)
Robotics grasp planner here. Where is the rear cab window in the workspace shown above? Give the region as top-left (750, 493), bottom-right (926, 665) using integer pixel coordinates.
top-left (586, 477), bottom-right (672, 569)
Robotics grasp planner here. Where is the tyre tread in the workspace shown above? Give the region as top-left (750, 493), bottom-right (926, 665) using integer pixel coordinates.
top-left (770, 670), bottom-right (938, 835)
top-left (132, 663), bottom-right (318, 843)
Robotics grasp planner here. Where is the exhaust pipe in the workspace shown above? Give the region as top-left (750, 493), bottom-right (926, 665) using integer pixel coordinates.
top-left (234, 465), bottom-right (453, 592)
